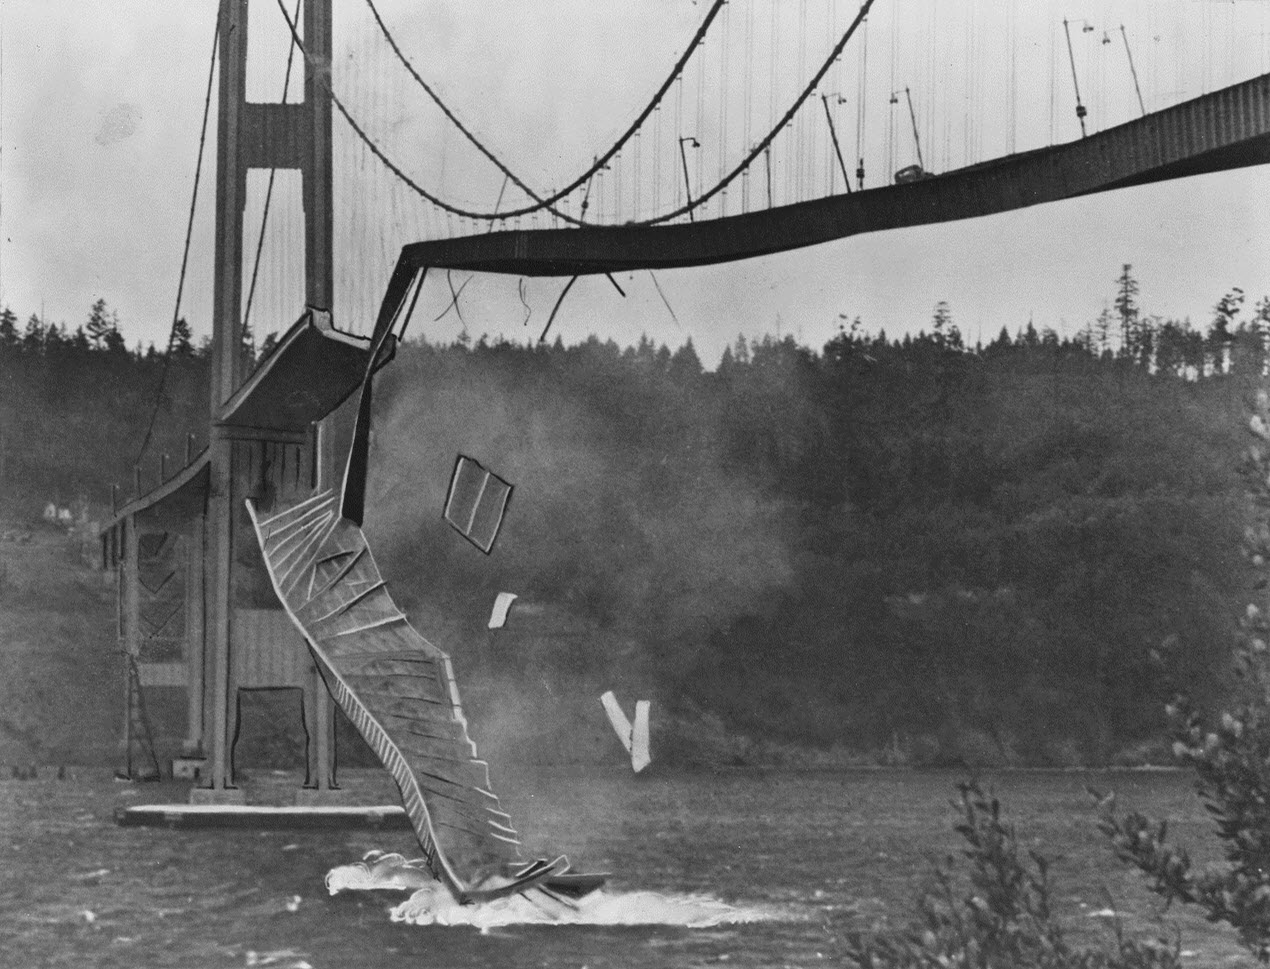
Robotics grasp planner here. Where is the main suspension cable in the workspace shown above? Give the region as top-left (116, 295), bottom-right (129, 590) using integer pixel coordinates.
top-left (280, 0), bottom-right (872, 229)
top-left (359, 0), bottom-right (728, 222)
top-left (641, 0), bottom-right (876, 225)
top-left (272, 0), bottom-right (576, 223)
top-left (134, 5), bottom-right (220, 467)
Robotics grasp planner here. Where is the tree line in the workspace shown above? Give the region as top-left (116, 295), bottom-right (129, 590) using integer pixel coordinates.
top-left (1, 270), bottom-right (1264, 763)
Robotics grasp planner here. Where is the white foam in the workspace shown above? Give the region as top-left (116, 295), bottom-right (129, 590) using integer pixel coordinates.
top-left (326, 851), bottom-right (782, 928)
top-left (391, 887), bottom-right (775, 928)
top-left (326, 851), bottom-right (433, 894)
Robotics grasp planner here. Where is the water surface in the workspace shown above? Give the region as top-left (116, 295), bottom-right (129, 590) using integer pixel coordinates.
top-left (0, 767), bottom-right (1248, 967)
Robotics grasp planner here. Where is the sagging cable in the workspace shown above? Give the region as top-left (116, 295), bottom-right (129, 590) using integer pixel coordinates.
top-left (539, 276), bottom-right (579, 343)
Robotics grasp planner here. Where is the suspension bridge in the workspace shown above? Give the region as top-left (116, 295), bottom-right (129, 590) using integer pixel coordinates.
top-left (99, 0), bottom-right (1270, 904)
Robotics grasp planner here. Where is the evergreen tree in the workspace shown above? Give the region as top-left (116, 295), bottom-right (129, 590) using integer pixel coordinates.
top-left (1252, 297), bottom-right (1270, 376)
top-left (0, 306), bottom-right (17, 349)
top-left (1094, 304), bottom-right (1114, 358)
top-left (930, 301), bottom-right (954, 349)
top-left (716, 344), bottom-right (736, 379)
top-left (1114, 264), bottom-right (1140, 361)
top-left (85, 298), bottom-right (111, 350)
top-left (668, 337), bottom-right (703, 380)
top-left (654, 342), bottom-right (672, 372)
top-left (103, 323), bottom-right (127, 355)
top-left (69, 326), bottom-right (90, 355)
top-left (1209, 288), bottom-right (1245, 375)
top-left (21, 314), bottom-right (44, 354)
top-left (170, 317), bottom-right (195, 358)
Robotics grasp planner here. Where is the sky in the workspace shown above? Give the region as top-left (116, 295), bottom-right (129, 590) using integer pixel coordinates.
top-left (5, 0), bottom-right (1270, 365)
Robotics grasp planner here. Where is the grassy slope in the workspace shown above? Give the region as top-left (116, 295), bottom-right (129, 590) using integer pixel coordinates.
top-left (0, 523), bottom-right (119, 768)
top-left (0, 515), bottom-right (869, 773)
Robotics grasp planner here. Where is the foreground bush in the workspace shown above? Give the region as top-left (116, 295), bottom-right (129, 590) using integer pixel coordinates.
top-left (846, 781), bottom-right (1180, 969)
top-left (1096, 388), bottom-right (1270, 963)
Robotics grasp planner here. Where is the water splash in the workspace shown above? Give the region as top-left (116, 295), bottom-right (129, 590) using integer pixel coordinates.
top-left (326, 851), bottom-right (784, 928)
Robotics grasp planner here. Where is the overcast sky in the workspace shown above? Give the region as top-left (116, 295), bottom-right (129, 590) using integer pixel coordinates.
top-left (5, 0), bottom-right (1270, 364)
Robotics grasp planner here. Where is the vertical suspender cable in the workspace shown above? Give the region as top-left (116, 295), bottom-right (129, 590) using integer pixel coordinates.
top-left (1121, 26), bottom-right (1146, 117)
top-left (822, 94), bottom-right (851, 190)
top-left (674, 74), bottom-right (684, 212)
top-left (653, 100), bottom-right (662, 216)
top-left (1062, 19), bottom-right (1088, 138)
top-left (829, 0), bottom-right (841, 196)
top-left (887, 8), bottom-right (897, 176)
top-left (719, 0), bottom-right (730, 216)
top-left (742, 0), bottom-right (754, 211)
top-left (964, 1), bottom-right (973, 163)
top-left (633, 132), bottom-right (641, 222)
top-left (695, 28), bottom-right (706, 201)
top-left (796, 0), bottom-right (807, 200)
top-left (1009, 3), bottom-right (1018, 153)
top-left (769, 0), bottom-right (779, 206)
top-left (856, 14), bottom-right (868, 189)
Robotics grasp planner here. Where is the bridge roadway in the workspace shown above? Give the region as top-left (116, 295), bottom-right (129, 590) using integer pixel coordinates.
top-left (390, 72), bottom-right (1270, 281)
top-left (113, 70), bottom-right (1270, 526)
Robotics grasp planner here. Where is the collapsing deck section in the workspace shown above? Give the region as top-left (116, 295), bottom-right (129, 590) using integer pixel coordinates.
top-left (247, 490), bottom-right (573, 901)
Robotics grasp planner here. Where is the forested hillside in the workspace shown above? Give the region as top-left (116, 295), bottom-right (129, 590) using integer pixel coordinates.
top-left (1, 275), bottom-right (1265, 765)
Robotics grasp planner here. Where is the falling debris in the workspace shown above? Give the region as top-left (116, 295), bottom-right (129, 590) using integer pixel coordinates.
top-left (443, 455), bottom-right (513, 554)
top-left (600, 691), bottom-right (631, 748)
top-left (631, 700), bottom-right (651, 773)
top-left (600, 691), bottom-right (652, 773)
top-left (488, 592), bottom-right (519, 630)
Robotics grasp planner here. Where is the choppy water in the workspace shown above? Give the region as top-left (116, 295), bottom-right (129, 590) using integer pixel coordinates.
top-left (0, 766), bottom-right (1250, 967)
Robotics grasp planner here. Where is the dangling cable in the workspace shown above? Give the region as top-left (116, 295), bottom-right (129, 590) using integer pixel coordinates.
top-left (134, 6), bottom-right (220, 467)
top-left (433, 270), bottom-right (471, 323)
top-left (539, 276), bottom-right (578, 343)
top-left (649, 271), bottom-right (681, 328)
top-left (517, 278), bottom-right (532, 328)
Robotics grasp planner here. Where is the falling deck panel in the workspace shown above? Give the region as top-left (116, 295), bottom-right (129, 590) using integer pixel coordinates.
top-left (246, 491), bottom-right (525, 898)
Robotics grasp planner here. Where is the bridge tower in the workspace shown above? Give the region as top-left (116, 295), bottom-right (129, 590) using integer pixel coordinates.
top-left (196, 0), bottom-right (337, 802)
top-left (103, 0), bottom-right (390, 802)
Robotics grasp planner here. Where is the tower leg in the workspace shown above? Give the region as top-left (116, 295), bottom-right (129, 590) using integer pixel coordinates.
top-left (295, 416), bottom-right (342, 805)
top-left (296, 662), bottom-right (341, 804)
top-left (183, 519), bottom-right (205, 756)
top-left (191, 435), bottom-right (244, 804)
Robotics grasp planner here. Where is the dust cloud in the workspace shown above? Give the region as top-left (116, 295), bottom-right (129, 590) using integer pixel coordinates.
top-left (362, 345), bottom-right (799, 768)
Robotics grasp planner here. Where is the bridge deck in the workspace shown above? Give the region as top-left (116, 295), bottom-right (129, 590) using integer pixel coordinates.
top-left (392, 72), bottom-right (1270, 279)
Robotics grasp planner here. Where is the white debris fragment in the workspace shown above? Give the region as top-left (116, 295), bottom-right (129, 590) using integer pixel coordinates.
top-left (487, 592), bottom-right (518, 629)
